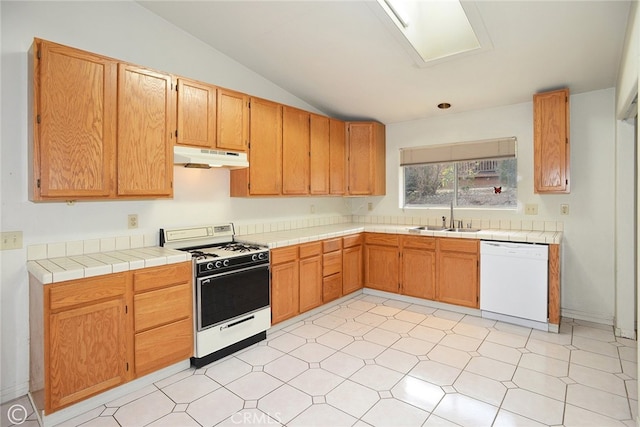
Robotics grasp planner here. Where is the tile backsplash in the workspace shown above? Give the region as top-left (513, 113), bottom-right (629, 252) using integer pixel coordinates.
top-left (27, 214), bottom-right (563, 260)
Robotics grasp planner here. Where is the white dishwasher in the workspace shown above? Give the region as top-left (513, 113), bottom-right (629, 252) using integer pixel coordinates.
top-left (480, 241), bottom-right (549, 329)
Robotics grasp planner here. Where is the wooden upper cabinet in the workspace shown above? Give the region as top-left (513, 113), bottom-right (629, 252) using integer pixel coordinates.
top-left (247, 97), bottom-right (282, 195)
top-left (347, 121), bottom-right (386, 195)
top-left (217, 88), bottom-right (249, 152)
top-left (310, 114), bottom-right (330, 195)
top-left (282, 106), bottom-right (310, 195)
top-left (117, 64), bottom-right (174, 198)
top-left (31, 38), bottom-right (117, 200)
top-left (329, 119), bottom-right (347, 195)
top-left (176, 78), bottom-right (216, 149)
top-left (534, 88), bottom-right (570, 193)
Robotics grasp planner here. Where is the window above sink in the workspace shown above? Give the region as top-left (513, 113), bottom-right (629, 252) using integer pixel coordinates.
top-left (400, 137), bottom-right (517, 210)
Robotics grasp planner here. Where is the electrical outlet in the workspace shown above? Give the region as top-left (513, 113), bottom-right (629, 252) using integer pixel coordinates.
top-left (560, 204), bottom-right (569, 215)
top-left (525, 204), bottom-right (538, 215)
top-left (368, 202), bottom-right (373, 211)
top-left (128, 214), bottom-right (138, 229)
top-left (310, 204), bottom-right (315, 214)
top-left (0, 231), bottom-right (23, 250)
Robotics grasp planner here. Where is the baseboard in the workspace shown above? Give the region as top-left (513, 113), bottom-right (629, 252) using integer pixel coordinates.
top-left (561, 308), bottom-right (615, 326)
top-left (362, 288), bottom-right (482, 317)
top-left (615, 327), bottom-right (636, 340)
top-left (32, 360), bottom-right (190, 427)
top-left (1, 382), bottom-right (29, 405)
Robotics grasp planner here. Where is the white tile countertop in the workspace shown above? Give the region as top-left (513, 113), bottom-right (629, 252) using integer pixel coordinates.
top-left (235, 223), bottom-right (563, 248)
top-left (27, 246), bottom-right (190, 285)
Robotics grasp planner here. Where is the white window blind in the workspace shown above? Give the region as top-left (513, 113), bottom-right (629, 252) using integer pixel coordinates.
top-left (400, 137), bottom-right (517, 166)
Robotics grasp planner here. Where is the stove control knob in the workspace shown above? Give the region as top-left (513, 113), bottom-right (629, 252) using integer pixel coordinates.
top-left (258, 252), bottom-right (267, 260)
top-left (206, 262), bottom-right (214, 270)
top-left (223, 259), bottom-right (230, 267)
top-left (215, 260), bottom-right (223, 269)
top-left (251, 254), bottom-right (258, 262)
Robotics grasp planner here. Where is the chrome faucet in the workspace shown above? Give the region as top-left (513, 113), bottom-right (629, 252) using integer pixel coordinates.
top-left (449, 200), bottom-right (454, 229)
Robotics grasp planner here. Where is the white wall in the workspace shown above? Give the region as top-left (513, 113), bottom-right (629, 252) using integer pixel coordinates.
top-left (0, 1), bottom-right (350, 402)
top-left (361, 88), bottom-right (618, 325)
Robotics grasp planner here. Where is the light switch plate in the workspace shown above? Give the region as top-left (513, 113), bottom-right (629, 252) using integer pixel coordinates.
top-left (0, 231), bottom-right (23, 250)
top-left (525, 204), bottom-right (538, 215)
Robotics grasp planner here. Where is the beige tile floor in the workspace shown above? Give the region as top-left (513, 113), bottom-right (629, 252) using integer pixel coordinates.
top-left (3, 293), bottom-right (638, 427)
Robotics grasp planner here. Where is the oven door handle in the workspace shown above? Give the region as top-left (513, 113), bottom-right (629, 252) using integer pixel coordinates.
top-left (199, 263), bottom-right (269, 283)
top-left (220, 315), bottom-right (255, 330)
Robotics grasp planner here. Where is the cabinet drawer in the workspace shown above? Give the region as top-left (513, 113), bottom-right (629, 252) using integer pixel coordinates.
top-left (343, 234), bottom-right (363, 248)
top-left (134, 282), bottom-right (192, 332)
top-left (133, 262), bottom-right (192, 293)
top-left (323, 251), bottom-right (342, 276)
top-left (49, 273), bottom-right (127, 311)
top-left (365, 233), bottom-right (399, 246)
top-left (402, 235), bottom-right (436, 250)
top-left (323, 238), bottom-right (342, 253)
top-left (299, 241), bottom-right (322, 259)
top-left (438, 238), bottom-right (478, 254)
top-left (323, 274), bottom-right (342, 303)
top-left (271, 246), bottom-right (298, 265)
top-left (134, 317), bottom-right (193, 376)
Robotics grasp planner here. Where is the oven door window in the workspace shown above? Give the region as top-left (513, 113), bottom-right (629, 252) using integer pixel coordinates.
top-left (198, 265), bottom-right (269, 330)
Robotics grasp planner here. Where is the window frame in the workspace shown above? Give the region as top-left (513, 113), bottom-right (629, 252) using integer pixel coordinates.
top-left (400, 138), bottom-right (518, 210)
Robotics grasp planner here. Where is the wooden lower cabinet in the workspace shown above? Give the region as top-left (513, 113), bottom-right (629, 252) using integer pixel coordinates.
top-left (322, 238), bottom-right (343, 303)
top-left (364, 233), bottom-right (400, 293)
top-left (132, 263), bottom-right (193, 376)
top-left (30, 262), bottom-right (193, 414)
top-left (299, 243), bottom-right (323, 313)
top-left (270, 246), bottom-right (300, 324)
top-left (342, 234), bottom-right (363, 295)
top-left (400, 236), bottom-right (436, 300)
top-left (47, 282), bottom-right (128, 413)
top-left (436, 238), bottom-right (479, 308)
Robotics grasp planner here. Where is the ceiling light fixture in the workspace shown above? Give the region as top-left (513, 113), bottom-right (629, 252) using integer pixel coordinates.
top-left (438, 102), bottom-right (452, 109)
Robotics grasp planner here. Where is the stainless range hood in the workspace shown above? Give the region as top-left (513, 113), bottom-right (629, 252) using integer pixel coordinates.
top-left (173, 146), bottom-right (249, 169)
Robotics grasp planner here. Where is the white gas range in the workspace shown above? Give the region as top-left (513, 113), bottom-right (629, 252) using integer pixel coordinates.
top-left (160, 223), bottom-right (270, 368)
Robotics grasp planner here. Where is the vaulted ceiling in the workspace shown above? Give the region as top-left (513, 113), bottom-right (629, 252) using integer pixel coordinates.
top-left (138, 1), bottom-right (632, 124)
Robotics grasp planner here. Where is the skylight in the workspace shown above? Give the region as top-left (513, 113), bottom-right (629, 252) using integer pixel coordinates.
top-left (377, 0), bottom-right (487, 66)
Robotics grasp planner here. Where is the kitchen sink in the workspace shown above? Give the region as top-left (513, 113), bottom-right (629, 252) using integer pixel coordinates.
top-left (408, 226), bottom-right (449, 233)
top-left (408, 226), bottom-right (481, 234)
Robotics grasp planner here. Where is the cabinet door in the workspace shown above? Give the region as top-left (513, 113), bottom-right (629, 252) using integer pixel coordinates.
top-left (282, 106), bottom-right (310, 195)
top-left (217, 88), bottom-right (249, 152)
top-left (343, 244), bottom-right (363, 295)
top-left (365, 244), bottom-right (399, 293)
top-left (347, 122), bottom-right (385, 196)
top-left (176, 78), bottom-right (216, 148)
top-left (437, 251), bottom-right (478, 308)
top-left (34, 39), bottom-right (117, 200)
top-left (323, 274), bottom-right (342, 303)
top-left (299, 255), bottom-right (323, 313)
top-left (329, 119), bottom-right (346, 195)
top-left (249, 98), bottom-right (282, 195)
top-left (402, 248), bottom-right (436, 300)
top-left (117, 64), bottom-right (173, 197)
top-left (534, 88), bottom-right (570, 193)
top-left (310, 114), bottom-right (330, 195)
top-left (48, 297), bottom-right (127, 412)
top-left (271, 260), bottom-right (299, 324)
